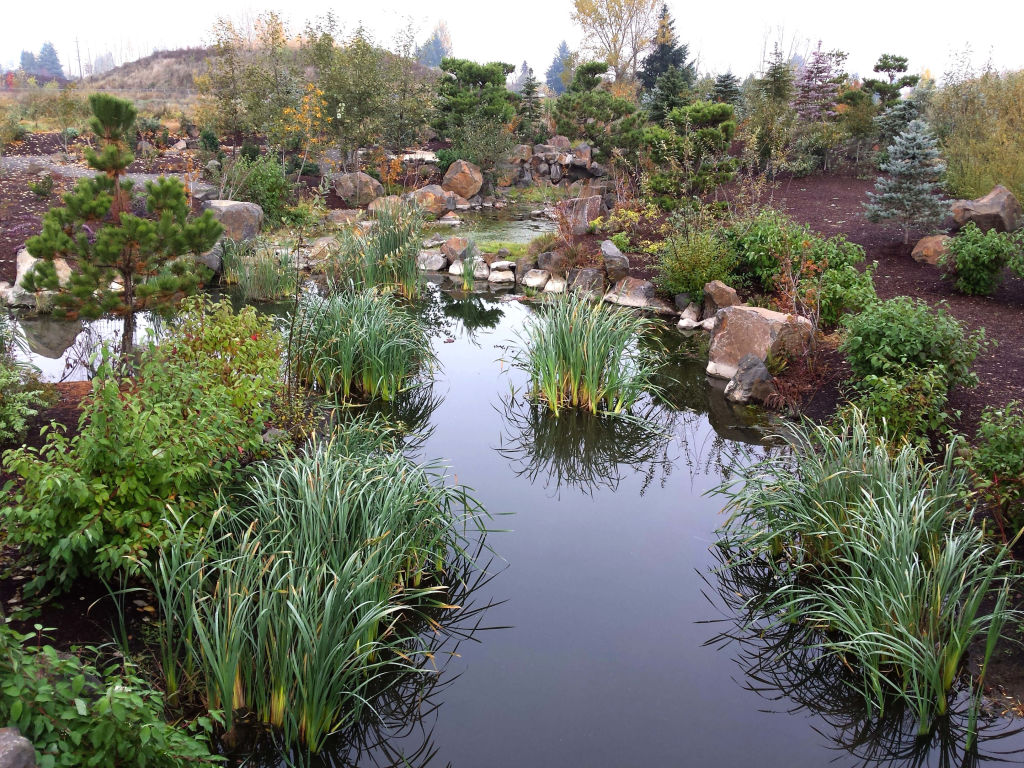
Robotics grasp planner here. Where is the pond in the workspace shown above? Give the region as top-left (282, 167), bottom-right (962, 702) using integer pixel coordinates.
top-left (8, 284), bottom-right (1024, 767)
top-left (428, 203), bottom-right (558, 244)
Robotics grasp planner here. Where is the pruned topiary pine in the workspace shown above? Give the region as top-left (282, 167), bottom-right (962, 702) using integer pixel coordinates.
top-left (23, 93), bottom-right (222, 358)
top-left (864, 118), bottom-right (947, 244)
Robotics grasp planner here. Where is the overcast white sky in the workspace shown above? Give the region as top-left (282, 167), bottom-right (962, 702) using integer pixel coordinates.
top-left (4, 0), bottom-right (1021, 82)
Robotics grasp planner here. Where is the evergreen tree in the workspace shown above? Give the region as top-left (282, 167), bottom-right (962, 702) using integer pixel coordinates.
top-left (19, 51), bottom-right (37, 74)
top-left (712, 72), bottom-right (741, 105)
top-left (648, 66), bottom-right (692, 123)
top-left (546, 41), bottom-right (571, 96)
top-left (864, 119), bottom-right (946, 244)
top-left (569, 61), bottom-right (609, 93)
top-left (433, 58), bottom-right (516, 138)
top-left (873, 97), bottom-right (920, 150)
top-left (638, 4), bottom-right (693, 92)
top-left (863, 53), bottom-right (919, 108)
top-left (36, 42), bottom-right (63, 79)
top-left (415, 22), bottom-right (453, 68)
top-left (518, 67), bottom-right (541, 141)
top-left (793, 43), bottom-right (845, 122)
top-left (510, 60), bottom-right (531, 93)
top-left (23, 94), bottom-right (222, 358)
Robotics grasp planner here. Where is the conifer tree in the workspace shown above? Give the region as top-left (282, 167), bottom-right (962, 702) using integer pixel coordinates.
top-left (873, 96), bottom-right (920, 151)
top-left (638, 4), bottom-right (693, 92)
top-left (863, 53), bottom-right (919, 109)
top-left (415, 22), bottom-right (453, 68)
top-left (36, 42), bottom-right (64, 79)
top-left (864, 119), bottom-right (946, 244)
top-left (23, 94), bottom-right (222, 358)
top-left (712, 72), bottom-right (741, 105)
top-left (793, 43), bottom-right (845, 122)
top-left (546, 41), bottom-right (571, 96)
top-left (519, 68), bottom-right (541, 123)
top-left (648, 66), bottom-right (692, 123)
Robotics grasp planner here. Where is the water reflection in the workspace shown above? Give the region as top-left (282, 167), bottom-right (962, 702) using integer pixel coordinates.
top-left (703, 549), bottom-right (1024, 767)
top-left (440, 291), bottom-right (506, 340)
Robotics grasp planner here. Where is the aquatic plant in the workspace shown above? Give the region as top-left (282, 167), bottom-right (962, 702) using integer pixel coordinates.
top-left (327, 200), bottom-right (423, 298)
top-left (509, 292), bottom-right (661, 416)
top-left (220, 239), bottom-right (297, 302)
top-left (148, 418), bottom-right (487, 755)
top-left (713, 410), bottom-right (1019, 739)
top-left (291, 287), bottom-right (433, 403)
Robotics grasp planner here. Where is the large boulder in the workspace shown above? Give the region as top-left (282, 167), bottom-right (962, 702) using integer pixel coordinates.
top-left (556, 195), bottom-right (604, 236)
top-left (521, 269), bottom-right (551, 290)
top-left (952, 185), bottom-right (1023, 233)
top-left (441, 160), bottom-right (484, 199)
top-left (332, 171), bottom-right (384, 206)
top-left (417, 250), bottom-right (447, 271)
top-left (911, 234), bottom-right (952, 265)
top-left (568, 267), bottom-right (605, 296)
top-left (703, 280), bottom-right (741, 318)
top-left (488, 267), bottom-right (515, 284)
top-left (406, 184), bottom-right (453, 217)
top-left (706, 306), bottom-right (813, 380)
top-left (203, 200), bottom-right (264, 241)
top-left (367, 194), bottom-right (403, 214)
top-left (724, 354), bottom-right (778, 404)
top-left (441, 237), bottom-right (472, 263)
top-left (600, 240), bottom-right (629, 283)
top-left (8, 248), bottom-right (72, 308)
top-left (549, 135), bottom-right (571, 150)
top-left (603, 277), bottom-right (675, 314)
top-left (509, 144), bottom-right (533, 163)
top-left (537, 250), bottom-right (569, 276)
top-left (0, 727), bottom-right (35, 768)
top-left (328, 209), bottom-right (361, 226)
top-left (544, 275), bottom-right (567, 293)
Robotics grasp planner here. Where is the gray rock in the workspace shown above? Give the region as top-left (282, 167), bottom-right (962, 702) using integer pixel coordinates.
top-left (197, 240), bottom-right (224, 274)
top-left (0, 728), bottom-right (35, 768)
top-left (673, 293), bottom-right (692, 311)
top-left (676, 316), bottom-right (703, 331)
top-left (488, 269), bottom-right (515, 284)
top-left (470, 257), bottom-right (490, 280)
top-left (332, 171), bottom-right (384, 206)
top-left (952, 185), bottom-right (1022, 233)
top-left (537, 250), bottom-right (569, 276)
top-left (203, 200), bottom-right (264, 242)
top-left (417, 250), bottom-right (447, 271)
top-left (600, 240), bottom-right (629, 283)
top-left (703, 280), bottom-right (741, 318)
top-left (568, 267), bottom-right (605, 296)
top-left (188, 181), bottom-right (218, 202)
top-left (604, 277), bottom-right (654, 308)
top-left (707, 306), bottom-right (813, 380)
top-left (725, 354), bottom-right (778, 404)
top-left (522, 269), bottom-right (550, 290)
top-left (550, 163), bottom-right (562, 183)
top-left (555, 195), bottom-right (604, 236)
top-left (490, 260), bottom-right (515, 271)
top-left (543, 275), bottom-right (567, 294)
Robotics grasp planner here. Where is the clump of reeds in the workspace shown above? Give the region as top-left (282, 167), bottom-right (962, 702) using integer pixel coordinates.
top-left (220, 238), bottom-right (296, 302)
top-left (327, 200), bottom-right (423, 298)
top-left (714, 409), bottom-right (1020, 740)
top-left (510, 292), bottom-right (660, 416)
top-left (291, 287), bottom-right (432, 402)
top-left (149, 417), bottom-right (486, 755)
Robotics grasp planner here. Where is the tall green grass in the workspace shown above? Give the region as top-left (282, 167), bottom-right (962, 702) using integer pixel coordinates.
top-left (510, 292), bottom-right (661, 416)
top-left (148, 418), bottom-right (486, 755)
top-left (327, 200), bottom-right (423, 299)
top-left (220, 239), bottom-right (297, 302)
top-left (291, 288), bottom-right (433, 403)
top-left (714, 410), bottom-right (1019, 739)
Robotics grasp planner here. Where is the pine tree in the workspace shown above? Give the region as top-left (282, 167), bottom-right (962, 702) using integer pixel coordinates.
top-left (546, 41), bottom-right (571, 96)
top-left (19, 51), bottom-right (37, 75)
top-left (793, 43), bottom-right (845, 122)
top-left (712, 72), bottom-right (741, 105)
top-left (863, 53), bottom-right (919, 109)
top-left (873, 96), bottom-right (919, 151)
top-left (23, 94), bottom-right (222, 358)
top-left (36, 42), bottom-right (63, 79)
top-left (864, 119), bottom-right (946, 244)
top-left (511, 60), bottom-right (530, 93)
top-left (519, 68), bottom-right (541, 123)
top-left (415, 23), bottom-right (453, 68)
top-left (638, 4), bottom-right (693, 93)
top-left (648, 66), bottom-right (691, 123)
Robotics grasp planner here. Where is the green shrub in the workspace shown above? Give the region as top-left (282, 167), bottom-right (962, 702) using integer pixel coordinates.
top-left (0, 362), bottom-right (53, 445)
top-left (609, 232), bottom-right (630, 253)
top-left (845, 369), bottom-right (951, 448)
top-left (818, 261), bottom-right (877, 327)
top-left (715, 411), bottom-right (1017, 734)
top-left (840, 297), bottom-right (986, 389)
top-left (27, 174), bottom-right (54, 198)
top-left (2, 299), bottom-right (281, 592)
top-left (962, 402), bottom-right (1024, 534)
top-left (726, 209), bottom-right (807, 291)
top-left (198, 127), bottom-right (219, 154)
top-left (240, 141), bottom-right (260, 162)
top-left (435, 148), bottom-right (458, 175)
top-left (655, 229), bottom-right (737, 299)
top-left (941, 222), bottom-right (1020, 295)
top-left (232, 154), bottom-right (293, 225)
top-left (0, 626), bottom-right (217, 766)
top-left (283, 155), bottom-right (320, 177)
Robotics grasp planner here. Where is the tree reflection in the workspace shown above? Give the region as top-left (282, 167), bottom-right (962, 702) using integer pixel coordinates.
top-left (702, 548), bottom-right (1024, 768)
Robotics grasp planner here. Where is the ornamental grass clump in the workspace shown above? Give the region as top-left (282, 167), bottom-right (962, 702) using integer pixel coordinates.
top-left (714, 411), bottom-right (1019, 738)
top-left (511, 292), bottom-right (661, 417)
top-left (328, 200), bottom-right (423, 298)
top-left (291, 287), bottom-right (432, 403)
top-left (149, 419), bottom-right (486, 754)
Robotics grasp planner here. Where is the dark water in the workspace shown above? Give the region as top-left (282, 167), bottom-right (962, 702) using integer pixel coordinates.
top-left (11, 286), bottom-right (1024, 767)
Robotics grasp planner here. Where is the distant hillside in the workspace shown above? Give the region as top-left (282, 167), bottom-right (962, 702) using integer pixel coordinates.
top-left (85, 48), bottom-right (212, 93)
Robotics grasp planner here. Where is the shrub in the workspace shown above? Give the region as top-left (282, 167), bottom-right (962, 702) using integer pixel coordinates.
top-left (28, 174), bottom-right (54, 198)
top-left (962, 402), bottom-right (1024, 535)
top-left (840, 297), bottom-right (985, 389)
top-left (510, 293), bottom-right (661, 416)
top-left (240, 140), bottom-right (260, 162)
top-left (845, 369), bottom-right (951, 448)
top-left (2, 300), bottom-right (281, 592)
top-left (656, 229), bottom-right (737, 299)
top-left (149, 421), bottom-right (486, 753)
top-left (326, 200), bottom-right (424, 298)
top-left (0, 316), bottom-right (54, 444)
top-left (230, 154), bottom-right (294, 225)
top-left (726, 209), bottom-right (806, 291)
top-left (941, 222), bottom-right (1020, 295)
top-left (435, 147), bottom-right (458, 175)
top-left (198, 127), bottom-right (219, 153)
top-left (609, 232), bottom-right (630, 253)
top-left (0, 626), bottom-right (217, 766)
top-left (292, 288), bottom-right (432, 403)
top-left (283, 154), bottom-right (320, 177)
top-left (715, 411), bottom-right (1017, 734)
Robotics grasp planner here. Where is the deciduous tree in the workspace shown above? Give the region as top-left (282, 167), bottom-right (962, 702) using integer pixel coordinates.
top-left (571, 0), bottom-right (660, 84)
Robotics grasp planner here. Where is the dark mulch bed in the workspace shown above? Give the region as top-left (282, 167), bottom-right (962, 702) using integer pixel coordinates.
top-left (767, 173), bottom-right (1024, 435)
top-left (2, 131), bottom-right (89, 156)
top-left (0, 169), bottom-right (74, 284)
